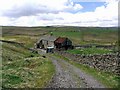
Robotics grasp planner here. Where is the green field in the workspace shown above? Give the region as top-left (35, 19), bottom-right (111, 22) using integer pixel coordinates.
top-left (67, 47), bottom-right (113, 55)
top-left (1, 26), bottom-right (55, 88)
top-left (50, 28), bottom-right (118, 45)
top-left (2, 41), bottom-right (55, 88)
top-left (1, 26), bottom-right (119, 88)
top-left (2, 26), bottom-right (118, 46)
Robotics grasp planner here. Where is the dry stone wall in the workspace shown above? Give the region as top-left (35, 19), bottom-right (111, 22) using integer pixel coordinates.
top-left (55, 51), bottom-right (119, 75)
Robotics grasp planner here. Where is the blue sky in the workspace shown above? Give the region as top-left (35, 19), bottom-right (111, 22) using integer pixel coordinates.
top-left (0, 0), bottom-right (118, 27)
top-left (69, 2), bottom-right (106, 13)
top-left (76, 2), bottom-right (105, 12)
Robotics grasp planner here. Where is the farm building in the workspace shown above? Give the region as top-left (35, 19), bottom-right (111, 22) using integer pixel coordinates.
top-left (36, 35), bottom-right (57, 49)
top-left (36, 35), bottom-right (73, 50)
top-left (54, 37), bottom-right (73, 50)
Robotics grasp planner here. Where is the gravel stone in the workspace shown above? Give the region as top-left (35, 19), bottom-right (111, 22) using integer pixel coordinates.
top-left (47, 55), bottom-right (105, 88)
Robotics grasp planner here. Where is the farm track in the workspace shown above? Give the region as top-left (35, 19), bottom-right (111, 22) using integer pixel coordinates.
top-left (47, 55), bottom-right (105, 88)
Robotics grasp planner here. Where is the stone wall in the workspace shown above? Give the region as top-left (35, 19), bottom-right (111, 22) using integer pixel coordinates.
top-left (55, 51), bottom-right (119, 75)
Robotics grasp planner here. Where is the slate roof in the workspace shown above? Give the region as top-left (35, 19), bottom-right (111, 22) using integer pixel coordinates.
top-left (37, 35), bottom-right (57, 43)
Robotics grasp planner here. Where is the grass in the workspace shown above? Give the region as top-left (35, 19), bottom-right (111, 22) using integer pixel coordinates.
top-left (52, 27), bottom-right (118, 45)
top-left (2, 26), bottom-right (118, 48)
top-left (1, 26), bottom-right (56, 88)
top-left (1, 35), bottom-right (39, 48)
top-left (53, 53), bottom-right (119, 88)
top-left (2, 26), bottom-right (118, 45)
top-left (67, 47), bottom-right (113, 55)
top-left (1, 26), bottom-right (119, 88)
top-left (2, 38), bottom-right (55, 88)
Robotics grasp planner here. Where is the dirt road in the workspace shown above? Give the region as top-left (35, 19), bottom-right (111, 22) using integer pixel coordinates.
top-left (47, 55), bottom-right (105, 88)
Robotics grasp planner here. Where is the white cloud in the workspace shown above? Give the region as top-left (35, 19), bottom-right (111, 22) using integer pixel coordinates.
top-left (0, 0), bottom-right (118, 27)
top-left (0, 0), bottom-right (83, 17)
top-left (0, 17), bottom-right (12, 26)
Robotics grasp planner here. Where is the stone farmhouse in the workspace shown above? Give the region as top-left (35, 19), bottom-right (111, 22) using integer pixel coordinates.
top-left (36, 35), bottom-right (73, 51)
top-left (36, 35), bottom-right (57, 49)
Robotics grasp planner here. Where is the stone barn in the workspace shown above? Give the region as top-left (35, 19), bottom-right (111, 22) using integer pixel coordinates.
top-left (36, 35), bottom-right (57, 49)
top-left (54, 37), bottom-right (73, 50)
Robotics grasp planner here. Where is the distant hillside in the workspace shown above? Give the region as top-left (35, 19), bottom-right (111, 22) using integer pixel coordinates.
top-left (1, 26), bottom-right (118, 45)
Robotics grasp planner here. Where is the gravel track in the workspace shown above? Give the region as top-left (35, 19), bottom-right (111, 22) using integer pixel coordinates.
top-left (47, 55), bottom-right (105, 88)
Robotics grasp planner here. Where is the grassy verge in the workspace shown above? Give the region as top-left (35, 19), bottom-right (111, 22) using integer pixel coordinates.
top-left (53, 53), bottom-right (119, 88)
top-left (2, 41), bottom-right (55, 88)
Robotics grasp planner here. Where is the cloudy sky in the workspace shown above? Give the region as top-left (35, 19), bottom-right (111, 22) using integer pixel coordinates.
top-left (0, 0), bottom-right (118, 27)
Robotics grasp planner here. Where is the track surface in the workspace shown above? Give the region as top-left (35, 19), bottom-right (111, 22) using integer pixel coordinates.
top-left (47, 55), bottom-right (105, 88)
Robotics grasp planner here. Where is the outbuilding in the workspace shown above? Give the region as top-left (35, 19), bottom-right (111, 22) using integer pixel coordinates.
top-left (54, 37), bottom-right (73, 50)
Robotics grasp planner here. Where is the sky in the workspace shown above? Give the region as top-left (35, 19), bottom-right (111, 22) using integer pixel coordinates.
top-left (0, 0), bottom-right (119, 27)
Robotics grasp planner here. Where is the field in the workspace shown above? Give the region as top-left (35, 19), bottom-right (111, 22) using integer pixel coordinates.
top-left (2, 26), bottom-right (118, 46)
top-left (1, 26), bottom-right (119, 88)
top-left (1, 26), bottom-right (48, 48)
top-left (1, 26), bottom-right (55, 88)
top-left (51, 27), bottom-right (118, 45)
top-left (2, 42), bottom-right (55, 88)
top-left (67, 47), bottom-right (113, 55)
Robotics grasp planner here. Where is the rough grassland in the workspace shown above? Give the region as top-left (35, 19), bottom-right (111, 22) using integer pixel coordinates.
top-left (2, 26), bottom-right (118, 46)
top-left (1, 26), bottom-right (55, 88)
top-left (1, 26), bottom-right (119, 88)
top-left (2, 42), bottom-right (55, 88)
top-left (51, 27), bottom-right (118, 45)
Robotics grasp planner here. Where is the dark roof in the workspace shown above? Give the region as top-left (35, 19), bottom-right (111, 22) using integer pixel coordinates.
top-left (37, 35), bottom-right (57, 43)
top-left (54, 37), bottom-right (67, 43)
